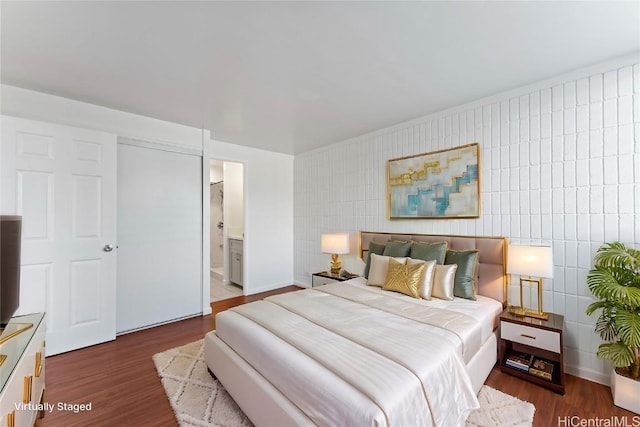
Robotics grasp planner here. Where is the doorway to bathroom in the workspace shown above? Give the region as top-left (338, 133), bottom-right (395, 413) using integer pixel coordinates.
top-left (209, 159), bottom-right (244, 302)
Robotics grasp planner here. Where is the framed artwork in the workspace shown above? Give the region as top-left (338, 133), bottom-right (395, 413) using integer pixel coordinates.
top-left (387, 142), bottom-right (480, 219)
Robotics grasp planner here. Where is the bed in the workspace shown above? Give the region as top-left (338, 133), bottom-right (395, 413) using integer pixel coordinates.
top-left (205, 232), bottom-right (507, 427)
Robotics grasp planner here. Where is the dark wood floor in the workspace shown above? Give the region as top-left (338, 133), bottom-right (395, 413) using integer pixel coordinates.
top-left (39, 285), bottom-right (635, 426)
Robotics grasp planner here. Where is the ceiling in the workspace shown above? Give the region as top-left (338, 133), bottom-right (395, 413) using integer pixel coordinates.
top-left (1, 1), bottom-right (639, 155)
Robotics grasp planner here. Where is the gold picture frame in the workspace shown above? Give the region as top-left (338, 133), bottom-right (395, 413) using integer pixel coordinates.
top-left (387, 142), bottom-right (480, 219)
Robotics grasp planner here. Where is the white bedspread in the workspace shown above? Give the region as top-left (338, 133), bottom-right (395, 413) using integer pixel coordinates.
top-left (215, 283), bottom-right (484, 427)
top-left (343, 277), bottom-right (503, 360)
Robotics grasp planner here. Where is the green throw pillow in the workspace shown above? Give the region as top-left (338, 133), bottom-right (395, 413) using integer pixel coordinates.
top-left (364, 241), bottom-right (386, 279)
top-left (444, 249), bottom-right (479, 300)
top-left (382, 241), bottom-right (412, 257)
top-left (410, 241), bottom-right (447, 264)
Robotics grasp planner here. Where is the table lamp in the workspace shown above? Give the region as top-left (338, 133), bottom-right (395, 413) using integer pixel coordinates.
top-left (321, 233), bottom-right (350, 276)
top-left (507, 245), bottom-right (554, 320)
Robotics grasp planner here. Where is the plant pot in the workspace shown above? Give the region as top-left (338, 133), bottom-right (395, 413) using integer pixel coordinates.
top-left (611, 369), bottom-right (640, 415)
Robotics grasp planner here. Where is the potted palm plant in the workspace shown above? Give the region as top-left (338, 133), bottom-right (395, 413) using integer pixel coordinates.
top-left (586, 242), bottom-right (640, 414)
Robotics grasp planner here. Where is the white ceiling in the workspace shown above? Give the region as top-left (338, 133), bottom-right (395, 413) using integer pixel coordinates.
top-left (1, 1), bottom-right (639, 155)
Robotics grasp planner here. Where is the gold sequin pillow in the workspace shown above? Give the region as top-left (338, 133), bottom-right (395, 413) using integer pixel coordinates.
top-left (382, 258), bottom-right (426, 299)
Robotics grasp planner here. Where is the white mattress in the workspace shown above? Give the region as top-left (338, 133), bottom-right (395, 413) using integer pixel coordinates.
top-left (215, 281), bottom-right (502, 426)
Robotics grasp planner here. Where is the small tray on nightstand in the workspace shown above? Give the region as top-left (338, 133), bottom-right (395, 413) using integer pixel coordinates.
top-left (311, 271), bottom-right (359, 286)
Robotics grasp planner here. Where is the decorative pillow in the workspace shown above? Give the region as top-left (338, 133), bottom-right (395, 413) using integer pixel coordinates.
top-left (364, 241), bottom-right (386, 279)
top-left (407, 258), bottom-right (437, 299)
top-left (410, 241), bottom-right (447, 264)
top-left (382, 241), bottom-right (412, 257)
top-left (431, 264), bottom-right (458, 301)
top-left (445, 249), bottom-right (480, 300)
top-left (367, 254), bottom-right (407, 287)
top-left (382, 258), bottom-right (425, 299)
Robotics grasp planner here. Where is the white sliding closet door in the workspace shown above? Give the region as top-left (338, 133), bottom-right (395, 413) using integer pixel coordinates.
top-left (116, 142), bottom-right (202, 333)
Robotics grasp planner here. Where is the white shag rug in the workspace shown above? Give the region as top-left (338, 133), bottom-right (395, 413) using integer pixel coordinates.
top-left (153, 339), bottom-right (535, 427)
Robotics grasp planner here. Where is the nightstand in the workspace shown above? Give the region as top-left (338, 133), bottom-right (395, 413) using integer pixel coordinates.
top-left (499, 310), bottom-right (565, 394)
top-left (311, 271), bottom-right (359, 287)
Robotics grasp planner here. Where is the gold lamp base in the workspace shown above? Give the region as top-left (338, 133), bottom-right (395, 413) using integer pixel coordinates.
top-left (507, 305), bottom-right (549, 320)
top-left (329, 254), bottom-right (342, 276)
top-left (507, 276), bottom-right (549, 320)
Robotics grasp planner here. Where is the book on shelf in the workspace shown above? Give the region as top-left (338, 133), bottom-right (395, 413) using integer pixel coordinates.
top-left (505, 360), bottom-right (529, 371)
top-left (529, 358), bottom-right (554, 381)
top-left (505, 352), bottom-right (534, 371)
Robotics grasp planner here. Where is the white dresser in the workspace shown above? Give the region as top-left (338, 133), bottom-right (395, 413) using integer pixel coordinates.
top-left (0, 313), bottom-right (46, 426)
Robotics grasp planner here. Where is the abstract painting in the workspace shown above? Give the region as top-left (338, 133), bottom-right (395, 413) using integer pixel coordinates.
top-left (387, 143), bottom-right (480, 219)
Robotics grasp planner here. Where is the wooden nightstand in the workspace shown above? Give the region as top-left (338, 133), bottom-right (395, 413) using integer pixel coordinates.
top-left (311, 271), bottom-right (359, 287)
top-left (499, 310), bottom-right (565, 394)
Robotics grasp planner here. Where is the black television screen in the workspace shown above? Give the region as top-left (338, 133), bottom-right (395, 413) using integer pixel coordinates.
top-left (0, 215), bottom-right (21, 327)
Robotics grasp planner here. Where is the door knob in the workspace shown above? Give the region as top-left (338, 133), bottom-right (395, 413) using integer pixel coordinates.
top-left (103, 244), bottom-right (114, 252)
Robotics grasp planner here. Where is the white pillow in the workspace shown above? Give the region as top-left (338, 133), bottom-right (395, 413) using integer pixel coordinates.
top-left (367, 254), bottom-right (407, 287)
top-left (431, 264), bottom-right (458, 301)
top-left (407, 258), bottom-right (437, 299)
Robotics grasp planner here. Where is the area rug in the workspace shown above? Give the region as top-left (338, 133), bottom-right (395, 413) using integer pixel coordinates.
top-left (153, 339), bottom-right (535, 427)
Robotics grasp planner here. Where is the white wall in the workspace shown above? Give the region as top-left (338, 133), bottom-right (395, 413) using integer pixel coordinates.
top-left (224, 161), bottom-right (244, 238)
top-left (294, 54), bottom-right (640, 386)
top-left (210, 162), bottom-right (223, 183)
top-left (203, 139), bottom-right (294, 296)
top-left (1, 85), bottom-right (207, 150)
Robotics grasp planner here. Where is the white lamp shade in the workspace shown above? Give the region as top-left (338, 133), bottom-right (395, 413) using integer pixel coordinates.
top-left (321, 233), bottom-right (350, 255)
top-left (507, 245), bottom-right (554, 278)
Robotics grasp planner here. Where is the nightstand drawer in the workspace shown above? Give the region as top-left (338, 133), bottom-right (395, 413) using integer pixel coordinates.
top-left (312, 275), bottom-right (340, 286)
top-left (501, 321), bottom-right (560, 353)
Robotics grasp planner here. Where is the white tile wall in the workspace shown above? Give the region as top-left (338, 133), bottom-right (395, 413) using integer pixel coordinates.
top-left (294, 60), bottom-right (639, 385)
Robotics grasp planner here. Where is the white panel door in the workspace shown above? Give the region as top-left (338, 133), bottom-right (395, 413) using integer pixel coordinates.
top-left (116, 143), bottom-right (202, 333)
top-left (0, 116), bottom-right (117, 355)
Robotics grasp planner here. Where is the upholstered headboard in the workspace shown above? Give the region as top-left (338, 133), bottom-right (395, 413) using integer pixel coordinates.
top-left (359, 231), bottom-right (508, 305)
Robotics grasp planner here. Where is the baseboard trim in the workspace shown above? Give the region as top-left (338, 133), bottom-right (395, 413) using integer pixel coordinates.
top-left (566, 364), bottom-right (610, 386)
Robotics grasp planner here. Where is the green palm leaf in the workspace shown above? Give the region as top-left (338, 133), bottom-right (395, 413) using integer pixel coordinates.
top-left (586, 267), bottom-right (640, 307)
top-left (597, 342), bottom-right (635, 368)
top-left (594, 310), bottom-right (618, 342)
top-left (615, 309), bottom-right (640, 347)
top-left (595, 318), bottom-right (617, 342)
top-left (594, 242), bottom-right (640, 272)
top-left (585, 300), bottom-right (609, 316)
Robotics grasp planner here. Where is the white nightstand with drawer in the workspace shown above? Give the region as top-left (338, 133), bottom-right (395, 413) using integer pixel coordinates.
top-left (499, 310), bottom-right (565, 394)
